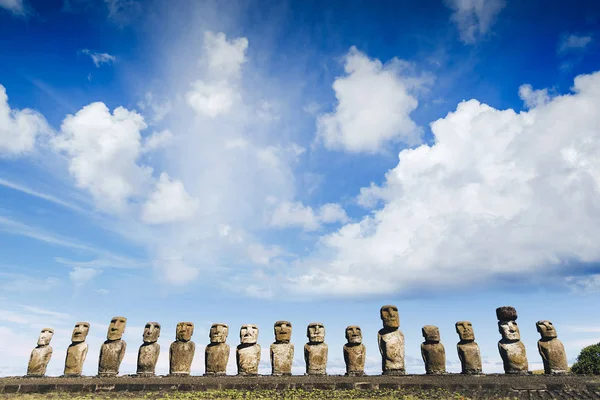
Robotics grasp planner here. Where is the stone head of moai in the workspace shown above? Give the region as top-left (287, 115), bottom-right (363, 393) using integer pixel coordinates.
top-left (240, 324), bottom-right (259, 344)
top-left (307, 322), bottom-right (325, 344)
top-left (274, 321), bottom-right (292, 343)
top-left (107, 316), bottom-right (127, 341)
top-left (210, 323), bottom-right (229, 344)
top-left (37, 328), bottom-right (54, 346)
top-left (143, 322), bottom-right (161, 343)
top-left (422, 325), bottom-right (441, 343)
top-left (71, 322), bottom-right (90, 343)
top-left (455, 321), bottom-right (475, 342)
top-left (536, 320), bottom-right (558, 340)
top-left (176, 322), bottom-right (194, 342)
top-left (496, 306), bottom-right (520, 342)
top-left (380, 305), bottom-right (400, 329)
top-left (345, 325), bottom-right (362, 344)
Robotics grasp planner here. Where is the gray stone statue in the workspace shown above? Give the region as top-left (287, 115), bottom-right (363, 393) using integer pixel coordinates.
top-left (421, 325), bottom-right (446, 374)
top-left (64, 322), bottom-right (90, 376)
top-left (377, 304), bottom-right (405, 375)
top-left (170, 322), bottom-right (195, 376)
top-left (237, 324), bottom-right (261, 376)
top-left (205, 323), bottom-right (230, 376)
top-left (137, 322), bottom-right (161, 376)
top-left (304, 322), bottom-right (327, 375)
top-left (497, 306), bottom-right (528, 374)
top-left (455, 321), bottom-right (482, 374)
top-left (536, 320), bottom-right (568, 375)
top-left (98, 316), bottom-right (127, 377)
top-left (270, 321), bottom-right (293, 376)
top-left (27, 328), bottom-right (54, 377)
top-left (343, 325), bottom-right (365, 376)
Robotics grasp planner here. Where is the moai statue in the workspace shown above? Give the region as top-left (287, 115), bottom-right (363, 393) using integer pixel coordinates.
top-left (64, 322), bottom-right (90, 376)
top-left (497, 306), bottom-right (529, 374)
top-left (27, 328), bottom-right (54, 377)
top-left (205, 323), bottom-right (230, 376)
top-left (536, 320), bottom-right (568, 375)
top-left (421, 325), bottom-right (446, 374)
top-left (137, 322), bottom-right (161, 376)
top-left (304, 322), bottom-right (327, 375)
top-left (377, 305), bottom-right (405, 375)
top-left (343, 325), bottom-right (365, 376)
top-left (455, 321), bottom-right (482, 374)
top-left (270, 321), bottom-right (293, 376)
top-left (98, 316), bottom-right (127, 377)
top-left (170, 322), bottom-right (195, 376)
top-left (236, 324), bottom-right (261, 376)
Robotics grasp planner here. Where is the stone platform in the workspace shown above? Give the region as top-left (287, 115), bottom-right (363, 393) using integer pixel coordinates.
top-left (1, 374), bottom-right (600, 398)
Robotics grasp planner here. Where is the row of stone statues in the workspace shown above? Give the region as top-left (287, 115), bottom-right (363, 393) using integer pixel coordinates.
top-left (26, 305), bottom-right (568, 377)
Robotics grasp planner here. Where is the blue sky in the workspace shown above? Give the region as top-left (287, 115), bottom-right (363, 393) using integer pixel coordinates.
top-left (1, 0), bottom-right (600, 377)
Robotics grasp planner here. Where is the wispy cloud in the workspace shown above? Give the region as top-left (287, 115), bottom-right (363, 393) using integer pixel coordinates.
top-left (0, 0), bottom-right (27, 17)
top-left (445, 0), bottom-right (506, 44)
top-left (0, 177), bottom-right (86, 213)
top-left (80, 49), bottom-right (116, 67)
top-left (558, 34), bottom-right (593, 54)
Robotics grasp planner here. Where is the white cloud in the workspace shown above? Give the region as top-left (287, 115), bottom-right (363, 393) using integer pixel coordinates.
top-left (104, 0), bottom-right (141, 25)
top-left (203, 31), bottom-right (248, 80)
top-left (137, 92), bottom-right (172, 123)
top-left (518, 84), bottom-right (551, 109)
top-left (270, 201), bottom-right (349, 231)
top-left (286, 70), bottom-right (600, 296)
top-left (558, 34), bottom-right (593, 54)
top-left (446, 0), bottom-right (506, 44)
top-left (69, 267), bottom-right (101, 286)
top-left (186, 81), bottom-right (237, 117)
top-left (0, 0), bottom-right (25, 16)
top-left (316, 47), bottom-right (425, 153)
top-left (247, 243), bottom-right (282, 266)
top-left (80, 49), bottom-right (116, 67)
top-left (318, 203), bottom-right (350, 224)
top-left (142, 129), bottom-right (173, 152)
top-left (141, 172), bottom-right (198, 224)
top-left (0, 84), bottom-right (50, 156)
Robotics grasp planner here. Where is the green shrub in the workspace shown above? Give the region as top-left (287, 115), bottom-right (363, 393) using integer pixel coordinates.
top-left (571, 342), bottom-right (600, 374)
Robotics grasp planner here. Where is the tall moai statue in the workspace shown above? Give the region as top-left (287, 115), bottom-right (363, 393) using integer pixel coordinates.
top-left (237, 324), bottom-right (261, 376)
top-left (536, 320), bottom-right (568, 375)
top-left (137, 322), bottom-right (161, 376)
top-left (496, 306), bottom-right (529, 374)
top-left (421, 325), bottom-right (446, 374)
top-left (170, 322), bottom-right (195, 376)
top-left (377, 305), bottom-right (405, 375)
top-left (64, 322), bottom-right (90, 376)
top-left (98, 316), bottom-right (127, 377)
top-left (27, 328), bottom-right (54, 377)
top-left (205, 323), bottom-right (230, 376)
top-left (270, 321), bottom-right (293, 376)
top-left (343, 325), bottom-right (365, 376)
top-left (304, 322), bottom-right (327, 375)
top-left (455, 321), bottom-right (482, 374)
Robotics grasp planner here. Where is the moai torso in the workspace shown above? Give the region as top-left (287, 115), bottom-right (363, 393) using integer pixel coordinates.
top-left (98, 340), bottom-right (127, 376)
top-left (64, 342), bottom-right (88, 376)
top-left (137, 342), bottom-right (160, 376)
top-left (378, 329), bottom-right (405, 374)
top-left (498, 340), bottom-right (528, 373)
top-left (270, 343), bottom-right (294, 375)
top-left (344, 344), bottom-right (366, 376)
top-left (421, 342), bottom-right (446, 374)
top-left (237, 344), bottom-right (261, 375)
top-left (538, 339), bottom-right (568, 374)
top-left (205, 343), bottom-right (230, 375)
top-left (27, 346), bottom-right (53, 376)
top-left (304, 343), bottom-right (328, 375)
top-left (457, 342), bottom-right (482, 374)
top-left (170, 341), bottom-right (195, 375)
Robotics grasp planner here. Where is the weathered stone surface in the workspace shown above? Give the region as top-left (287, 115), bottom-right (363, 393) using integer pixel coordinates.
top-left (271, 321), bottom-right (293, 376)
top-left (536, 320), bottom-right (568, 375)
top-left (98, 316), bottom-right (127, 377)
top-left (205, 323), bottom-right (229, 376)
top-left (377, 305), bottom-right (405, 375)
top-left (137, 322), bottom-right (161, 376)
top-left (496, 306), bottom-right (528, 375)
top-left (421, 325), bottom-right (446, 374)
top-left (27, 328), bottom-right (54, 377)
top-left (170, 322), bottom-right (195, 376)
top-left (455, 321), bottom-right (482, 375)
top-left (237, 324), bottom-right (260, 376)
top-left (64, 322), bottom-right (90, 376)
top-left (343, 325), bottom-right (365, 376)
top-left (304, 322), bottom-right (327, 376)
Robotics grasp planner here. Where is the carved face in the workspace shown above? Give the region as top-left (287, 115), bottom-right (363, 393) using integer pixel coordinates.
top-left (455, 321), bottom-right (475, 341)
top-left (107, 316), bottom-right (127, 340)
top-left (499, 320), bottom-right (520, 341)
top-left (345, 325), bottom-right (362, 344)
top-left (240, 324), bottom-right (259, 344)
top-left (210, 323), bottom-right (229, 344)
top-left (307, 322), bottom-right (325, 343)
top-left (37, 328), bottom-right (54, 346)
top-left (274, 321), bottom-right (292, 342)
top-left (380, 305), bottom-right (399, 329)
top-left (176, 322), bottom-right (194, 341)
top-left (71, 322), bottom-right (90, 343)
top-left (536, 320), bottom-right (558, 339)
top-left (422, 325), bottom-right (440, 342)
top-left (143, 322), bottom-right (161, 343)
